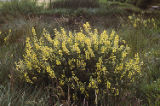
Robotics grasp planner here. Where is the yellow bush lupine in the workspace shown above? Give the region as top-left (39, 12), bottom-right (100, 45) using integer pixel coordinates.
top-left (16, 23), bottom-right (143, 103)
top-left (128, 14), bottom-right (157, 29)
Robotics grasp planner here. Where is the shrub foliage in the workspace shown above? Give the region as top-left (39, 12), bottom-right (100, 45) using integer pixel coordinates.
top-left (16, 23), bottom-right (143, 104)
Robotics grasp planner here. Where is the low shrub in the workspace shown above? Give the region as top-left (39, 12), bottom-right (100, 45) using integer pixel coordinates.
top-left (135, 0), bottom-right (152, 9)
top-left (16, 23), bottom-right (143, 105)
top-left (119, 14), bottom-right (159, 54)
top-left (138, 78), bottom-right (160, 105)
top-left (128, 14), bottom-right (157, 29)
top-left (119, 14), bottom-right (160, 105)
top-left (50, 0), bottom-right (99, 9)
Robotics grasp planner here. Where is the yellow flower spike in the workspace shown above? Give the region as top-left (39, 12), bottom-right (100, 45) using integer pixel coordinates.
top-left (107, 81), bottom-right (111, 89)
top-left (4, 36), bottom-right (9, 43)
top-left (136, 18), bottom-right (140, 22)
top-left (114, 35), bottom-right (119, 48)
top-left (96, 63), bottom-right (101, 71)
top-left (115, 89), bottom-right (119, 96)
top-left (62, 41), bottom-right (69, 54)
top-left (110, 30), bottom-right (115, 40)
top-left (80, 86), bottom-right (85, 94)
top-left (88, 47), bottom-right (95, 58)
top-left (54, 28), bottom-right (61, 37)
top-left (32, 27), bottom-right (36, 36)
top-left (128, 16), bottom-right (132, 20)
top-left (9, 29), bottom-right (11, 33)
top-left (85, 22), bottom-right (90, 28)
top-left (102, 66), bottom-right (107, 72)
top-left (40, 46), bottom-right (53, 60)
top-left (115, 63), bottom-right (124, 72)
top-left (45, 33), bottom-right (54, 44)
top-left (34, 42), bottom-right (40, 50)
top-left (101, 46), bottom-right (106, 53)
top-left (133, 22), bottom-right (137, 28)
top-left (100, 30), bottom-right (108, 44)
top-left (83, 22), bottom-right (92, 34)
top-left (135, 53), bottom-right (140, 64)
top-left (122, 51), bottom-right (127, 59)
top-left (32, 77), bottom-right (37, 80)
top-left (85, 38), bottom-right (91, 47)
top-left (110, 53), bottom-right (116, 65)
top-left (73, 43), bottom-right (81, 54)
top-left (54, 39), bottom-right (59, 48)
top-left (96, 57), bottom-right (103, 71)
top-left (122, 40), bottom-right (126, 44)
top-left (59, 80), bottom-right (64, 86)
top-left (98, 57), bottom-right (103, 64)
top-left (24, 72), bottom-right (32, 83)
top-left (93, 28), bottom-right (98, 36)
top-left (76, 59), bottom-right (80, 67)
top-left (119, 45), bottom-right (124, 51)
top-left (112, 47), bottom-right (117, 53)
top-left (85, 50), bottom-right (90, 60)
top-left (60, 27), bottom-right (67, 38)
top-left (56, 60), bottom-right (61, 65)
top-left (46, 66), bottom-right (55, 78)
top-left (69, 31), bottom-right (73, 38)
top-left (26, 37), bottom-right (31, 47)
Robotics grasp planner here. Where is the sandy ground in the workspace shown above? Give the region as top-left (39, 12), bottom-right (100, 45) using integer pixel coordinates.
top-left (37, 0), bottom-right (50, 3)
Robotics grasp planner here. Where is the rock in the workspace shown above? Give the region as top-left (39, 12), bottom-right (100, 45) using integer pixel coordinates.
top-left (149, 5), bottom-right (160, 10)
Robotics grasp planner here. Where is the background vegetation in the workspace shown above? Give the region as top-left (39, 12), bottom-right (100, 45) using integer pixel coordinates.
top-left (0, 0), bottom-right (160, 105)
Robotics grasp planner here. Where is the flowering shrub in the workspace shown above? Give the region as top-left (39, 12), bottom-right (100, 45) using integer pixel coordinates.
top-left (128, 14), bottom-right (157, 29)
top-left (16, 23), bottom-right (143, 104)
top-left (0, 29), bottom-right (12, 45)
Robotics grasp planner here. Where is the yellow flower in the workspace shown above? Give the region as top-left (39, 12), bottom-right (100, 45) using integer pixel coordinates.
top-left (101, 46), bottom-right (106, 53)
top-left (26, 61), bottom-right (32, 70)
top-left (32, 77), bottom-right (37, 80)
top-left (56, 60), bottom-right (61, 65)
top-left (85, 50), bottom-right (90, 60)
top-left (46, 66), bottom-right (55, 78)
top-left (62, 41), bottom-right (69, 54)
top-left (115, 89), bottom-right (119, 96)
top-left (107, 81), bottom-right (111, 89)
top-left (110, 30), bottom-right (115, 40)
top-left (32, 27), bottom-right (36, 36)
top-left (122, 51), bottom-right (127, 59)
top-left (128, 16), bottom-right (132, 20)
top-left (114, 35), bottom-right (119, 48)
top-left (83, 22), bottom-right (91, 34)
top-left (133, 22), bottom-right (137, 28)
top-left (24, 73), bottom-right (33, 83)
top-left (73, 43), bottom-right (81, 54)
